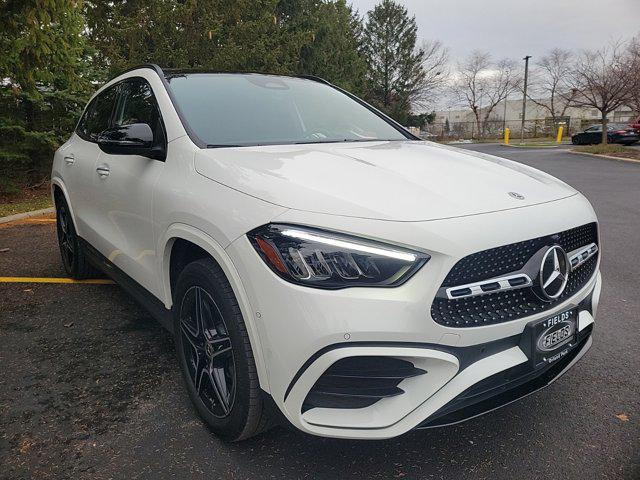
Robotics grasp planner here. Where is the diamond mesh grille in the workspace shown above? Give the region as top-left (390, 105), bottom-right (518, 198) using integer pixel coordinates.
top-left (431, 223), bottom-right (598, 327)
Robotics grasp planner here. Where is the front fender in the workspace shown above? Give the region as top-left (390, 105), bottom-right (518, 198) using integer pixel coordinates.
top-left (158, 223), bottom-right (270, 393)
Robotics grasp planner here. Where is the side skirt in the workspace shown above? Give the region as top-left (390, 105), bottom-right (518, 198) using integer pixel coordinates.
top-left (79, 238), bottom-right (174, 333)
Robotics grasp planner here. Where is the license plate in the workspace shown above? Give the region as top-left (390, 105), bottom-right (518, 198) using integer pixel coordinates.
top-left (533, 309), bottom-right (577, 366)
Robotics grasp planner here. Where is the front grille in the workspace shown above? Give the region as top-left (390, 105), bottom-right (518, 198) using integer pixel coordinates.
top-left (302, 356), bottom-right (425, 412)
top-left (431, 223), bottom-right (598, 327)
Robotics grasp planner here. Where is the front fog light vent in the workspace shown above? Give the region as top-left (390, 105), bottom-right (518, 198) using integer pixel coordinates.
top-left (302, 356), bottom-right (426, 412)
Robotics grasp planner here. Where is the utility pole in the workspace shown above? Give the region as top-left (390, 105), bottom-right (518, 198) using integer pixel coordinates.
top-left (520, 55), bottom-right (531, 143)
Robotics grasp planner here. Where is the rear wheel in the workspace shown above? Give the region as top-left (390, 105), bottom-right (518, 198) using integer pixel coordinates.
top-left (55, 195), bottom-right (96, 279)
top-left (173, 258), bottom-right (271, 441)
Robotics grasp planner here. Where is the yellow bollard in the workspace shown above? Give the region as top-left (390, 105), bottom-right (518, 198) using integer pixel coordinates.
top-left (504, 127), bottom-right (510, 145)
top-left (556, 126), bottom-right (564, 143)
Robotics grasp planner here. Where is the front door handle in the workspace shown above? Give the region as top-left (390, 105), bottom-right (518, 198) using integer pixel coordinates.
top-left (64, 154), bottom-right (75, 165)
top-left (96, 165), bottom-right (110, 178)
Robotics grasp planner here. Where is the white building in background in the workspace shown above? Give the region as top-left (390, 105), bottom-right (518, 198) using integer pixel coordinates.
top-left (432, 97), bottom-right (637, 137)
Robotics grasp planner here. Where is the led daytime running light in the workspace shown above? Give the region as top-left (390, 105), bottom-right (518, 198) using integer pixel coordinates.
top-left (280, 228), bottom-right (417, 263)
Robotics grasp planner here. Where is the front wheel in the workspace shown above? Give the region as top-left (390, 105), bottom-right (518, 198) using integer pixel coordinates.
top-left (173, 258), bottom-right (271, 441)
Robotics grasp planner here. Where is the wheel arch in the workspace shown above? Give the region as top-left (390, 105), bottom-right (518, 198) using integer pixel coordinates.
top-left (50, 178), bottom-right (80, 233)
top-left (160, 223), bottom-right (271, 393)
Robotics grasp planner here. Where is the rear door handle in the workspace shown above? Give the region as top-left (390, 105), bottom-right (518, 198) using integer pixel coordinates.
top-left (96, 165), bottom-right (110, 178)
top-left (64, 154), bottom-right (75, 165)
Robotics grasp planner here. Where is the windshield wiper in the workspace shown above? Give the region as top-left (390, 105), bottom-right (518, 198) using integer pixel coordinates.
top-left (292, 138), bottom-right (398, 145)
top-left (205, 138), bottom-right (407, 148)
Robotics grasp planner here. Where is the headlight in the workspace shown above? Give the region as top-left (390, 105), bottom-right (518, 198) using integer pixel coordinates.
top-left (247, 224), bottom-right (429, 289)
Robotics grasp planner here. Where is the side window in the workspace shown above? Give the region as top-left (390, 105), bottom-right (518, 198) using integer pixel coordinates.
top-left (113, 78), bottom-right (165, 144)
top-left (77, 87), bottom-right (117, 141)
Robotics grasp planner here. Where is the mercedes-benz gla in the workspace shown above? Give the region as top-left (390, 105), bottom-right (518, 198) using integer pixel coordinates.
top-left (51, 66), bottom-right (601, 440)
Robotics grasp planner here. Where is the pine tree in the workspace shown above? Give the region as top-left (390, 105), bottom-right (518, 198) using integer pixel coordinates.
top-left (84, 0), bottom-right (306, 78)
top-left (85, 0), bottom-right (367, 90)
top-left (0, 0), bottom-right (92, 194)
top-left (361, 0), bottom-right (427, 123)
top-left (278, 0), bottom-right (367, 95)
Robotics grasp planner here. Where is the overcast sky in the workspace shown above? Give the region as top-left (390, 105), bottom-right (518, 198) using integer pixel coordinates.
top-left (350, 0), bottom-right (639, 63)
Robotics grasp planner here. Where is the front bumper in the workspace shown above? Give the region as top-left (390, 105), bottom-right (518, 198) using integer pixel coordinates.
top-left (418, 317), bottom-right (593, 428)
top-left (225, 195), bottom-right (600, 439)
top-left (281, 295), bottom-right (596, 439)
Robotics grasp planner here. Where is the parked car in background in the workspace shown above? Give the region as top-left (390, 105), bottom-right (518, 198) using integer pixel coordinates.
top-left (571, 123), bottom-right (639, 145)
top-left (629, 116), bottom-right (640, 131)
top-left (419, 130), bottom-right (437, 139)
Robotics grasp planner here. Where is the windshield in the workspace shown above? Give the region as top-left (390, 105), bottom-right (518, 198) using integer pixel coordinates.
top-left (165, 73), bottom-right (409, 147)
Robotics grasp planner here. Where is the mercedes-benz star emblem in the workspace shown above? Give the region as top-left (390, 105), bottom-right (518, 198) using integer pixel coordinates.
top-left (508, 191), bottom-right (525, 200)
top-left (538, 245), bottom-right (569, 300)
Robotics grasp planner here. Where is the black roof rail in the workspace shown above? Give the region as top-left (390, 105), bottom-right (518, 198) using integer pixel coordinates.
top-left (294, 74), bottom-right (331, 84)
top-left (109, 65), bottom-right (332, 86)
top-left (106, 63), bottom-right (164, 83)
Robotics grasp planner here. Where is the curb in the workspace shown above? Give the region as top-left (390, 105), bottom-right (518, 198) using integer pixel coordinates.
top-left (567, 150), bottom-right (640, 164)
top-left (502, 144), bottom-right (559, 149)
top-left (0, 207), bottom-right (55, 225)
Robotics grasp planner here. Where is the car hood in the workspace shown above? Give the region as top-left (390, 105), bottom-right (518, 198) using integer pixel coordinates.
top-left (194, 140), bottom-right (577, 221)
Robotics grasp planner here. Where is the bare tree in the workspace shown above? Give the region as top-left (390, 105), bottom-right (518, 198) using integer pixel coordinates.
top-left (567, 42), bottom-right (633, 144)
top-left (527, 48), bottom-right (576, 131)
top-left (451, 51), bottom-right (520, 137)
top-left (480, 58), bottom-right (520, 133)
top-left (626, 35), bottom-right (640, 117)
top-left (450, 50), bottom-right (490, 136)
top-left (411, 40), bottom-right (449, 110)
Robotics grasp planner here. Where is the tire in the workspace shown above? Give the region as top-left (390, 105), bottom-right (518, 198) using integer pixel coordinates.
top-left (55, 195), bottom-right (96, 279)
top-left (173, 258), bottom-right (271, 441)
top-left (571, 136), bottom-right (579, 145)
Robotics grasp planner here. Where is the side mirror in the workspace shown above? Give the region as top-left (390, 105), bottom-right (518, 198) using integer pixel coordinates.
top-left (97, 123), bottom-right (165, 160)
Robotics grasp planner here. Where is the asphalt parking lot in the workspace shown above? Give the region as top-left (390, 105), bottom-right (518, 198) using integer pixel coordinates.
top-left (1, 144), bottom-right (638, 480)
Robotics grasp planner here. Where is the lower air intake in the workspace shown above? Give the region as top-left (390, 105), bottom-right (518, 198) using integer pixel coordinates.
top-left (302, 356), bottom-right (426, 412)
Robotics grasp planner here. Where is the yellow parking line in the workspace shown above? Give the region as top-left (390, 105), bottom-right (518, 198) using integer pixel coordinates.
top-left (0, 277), bottom-right (115, 284)
top-left (26, 218), bottom-right (57, 223)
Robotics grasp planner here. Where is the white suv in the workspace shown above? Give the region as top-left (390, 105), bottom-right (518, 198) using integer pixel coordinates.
top-left (51, 65), bottom-right (601, 441)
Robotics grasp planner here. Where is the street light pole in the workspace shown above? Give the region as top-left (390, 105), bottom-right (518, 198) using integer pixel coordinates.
top-left (520, 55), bottom-right (531, 144)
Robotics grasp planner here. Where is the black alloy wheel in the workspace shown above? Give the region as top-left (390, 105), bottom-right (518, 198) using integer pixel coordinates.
top-left (173, 258), bottom-right (271, 441)
top-left (56, 202), bottom-right (75, 272)
top-left (55, 195), bottom-right (95, 279)
top-left (179, 285), bottom-right (236, 418)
